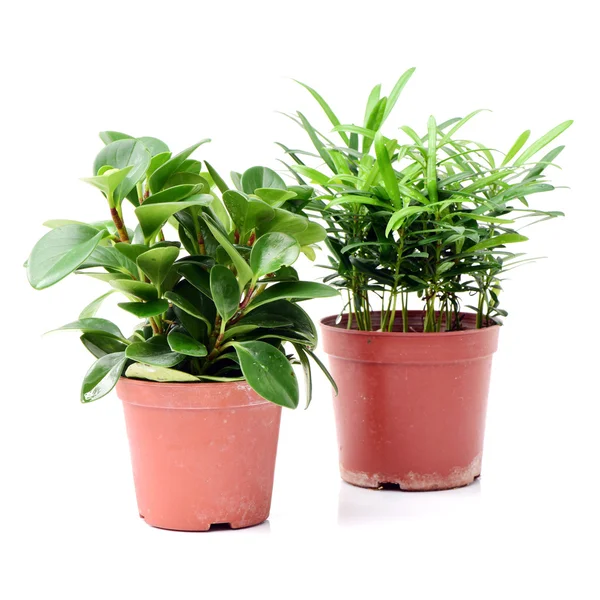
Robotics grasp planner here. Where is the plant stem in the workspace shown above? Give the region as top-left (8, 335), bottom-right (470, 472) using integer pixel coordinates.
top-left (149, 317), bottom-right (160, 335)
top-left (110, 207), bottom-right (129, 242)
top-left (401, 291), bottom-right (408, 332)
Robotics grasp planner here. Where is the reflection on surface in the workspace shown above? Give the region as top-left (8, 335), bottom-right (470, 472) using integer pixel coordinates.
top-left (338, 478), bottom-right (482, 526)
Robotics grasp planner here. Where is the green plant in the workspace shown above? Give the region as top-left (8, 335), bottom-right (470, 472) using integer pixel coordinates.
top-left (27, 132), bottom-right (338, 407)
top-left (279, 68), bottom-right (572, 332)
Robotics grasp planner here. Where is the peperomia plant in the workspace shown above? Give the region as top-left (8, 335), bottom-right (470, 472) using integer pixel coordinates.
top-left (27, 133), bottom-right (338, 407)
top-left (279, 68), bottom-right (572, 332)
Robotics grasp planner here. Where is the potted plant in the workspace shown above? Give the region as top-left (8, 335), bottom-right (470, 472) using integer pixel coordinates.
top-left (279, 68), bottom-right (572, 490)
top-left (26, 132), bottom-right (338, 530)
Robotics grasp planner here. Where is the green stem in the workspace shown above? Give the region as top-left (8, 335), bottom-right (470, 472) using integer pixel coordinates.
top-left (401, 291), bottom-right (408, 333)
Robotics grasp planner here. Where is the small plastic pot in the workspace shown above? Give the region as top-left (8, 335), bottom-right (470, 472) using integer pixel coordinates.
top-left (320, 311), bottom-right (499, 491)
top-left (116, 378), bottom-right (281, 531)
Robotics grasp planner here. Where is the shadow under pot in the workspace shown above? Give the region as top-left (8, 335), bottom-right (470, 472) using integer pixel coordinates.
top-left (116, 378), bottom-right (282, 531)
top-left (320, 311), bottom-right (499, 491)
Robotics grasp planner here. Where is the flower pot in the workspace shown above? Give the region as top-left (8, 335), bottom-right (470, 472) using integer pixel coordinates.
top-left (116, 378), bottom-right (282, 531)
top-left (320, 311), bottom-right (499, 491)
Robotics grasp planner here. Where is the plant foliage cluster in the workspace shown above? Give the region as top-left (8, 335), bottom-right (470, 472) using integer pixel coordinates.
top-left (279, 68), bottom-right (572, 331)
top-left (27, 133), bottom-right (338, 406)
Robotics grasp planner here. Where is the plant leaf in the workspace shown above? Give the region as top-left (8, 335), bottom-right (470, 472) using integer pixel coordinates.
top-left (514, 120), bottom-right (573, 167)
top-left (79, 290), bottom-right (116, 319)
top-left (253, 188), bottom-right (297, 207)
top-left (93, 139), bottom-right (150, 202)
top-left (426, 115), bottom-right (439, 203)
top-left (248, 281), bottom-right (338, 310)
top-left (118, 299), bottom-right (169, 317)
top-left (294, 80), bottom-right (349, 145)
top-left (126, 338), bottom-right (184, 367)
top-left (80, 333), bottom-right (127, 358)
top-left (135, 195), bottom-right (213, 242)
top-left (27, 225), bottom-right (108, 289)
top-left (176, 262), bottom-right (212, 298)
top-left (232, 341), bottom-right (299, 408)
top-left (210, 265), bottom-right (240, 323)
top-left (164, 288), bottom-right (214, 331)
top-left (136, 246), bottom-right (180, 292)
top-left (201, 213), bottom-right (253, 291)
top-left (99, 131), bottom-right (132, 144)
top-left (304, 348), bottom-right (338, 395)
top-left (241, 166), bottom-right (287, 194)
top-left (204, 161), bottom-right (229, 193)
top-left (148, 140), bottom-right (210, 193)
top-left (293, 344), bottom-right (312, 408)
top-left (250, 232), bottom-right (300, 279)
top-left (125, 363), bottom-right (199, 382)
top-left (469, 233), bottom-right (529, 252)
top-left (49, 318), bottom-right (124, 340)
top-left (167, 330), bottom-right (207, 357)
top-left (382, 67), bottom-right (415, 122)
top-left (110, 279), bottom-right (158, 301)
top-left (374, 131), bottom-right (401, 208)
top-left (81, 352), bottom-right (127, 403)
top-left (501, 130), bottom-right (531, 166)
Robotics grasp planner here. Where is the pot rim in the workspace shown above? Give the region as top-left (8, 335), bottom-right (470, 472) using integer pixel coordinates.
top-left (320, 310), bottom-right (500, 338)
top-left (118, 376), bottom-right (251, 390)
top-left (115, 377), bottom-right (274, 409)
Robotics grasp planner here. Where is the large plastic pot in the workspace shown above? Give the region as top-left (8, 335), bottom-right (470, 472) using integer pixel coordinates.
top-left (116, 378), bottom-right (281, 531)
top-left (320, 311), bottom-right (499, 491)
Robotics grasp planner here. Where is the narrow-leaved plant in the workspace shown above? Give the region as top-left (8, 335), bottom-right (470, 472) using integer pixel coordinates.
top-left (278, 69), bottom-right (572, 332)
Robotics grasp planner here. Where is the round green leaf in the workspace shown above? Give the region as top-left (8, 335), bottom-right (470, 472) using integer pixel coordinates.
top-left (167, 330), bottom-right (207, 357)
top-left (292, 221), bottom-right (327, 246)
top-left (148, 140), bottom-right (210, 193)
top-left (81, 352), bottom-right (127, 403)
top-left (99, 131), bottom-right (133, 144)
top-left (79, 291), bottom-right (116, 319)
top-left (177, 263), bottom-right (212, 298)
top-left (201, 213), bottom-right (253, 291)
top-left (253, 188), bottom-right (297, 206)
top-left (79, 245), bottom-right (138, 277)
top-left (110, 279), bottom-right (158, 301)
top-left (114, 243), bottom-right (149, 263)
top-left (250, 232), bottom-right (300, 279)
top-left (125, 363), bottom-right (199, 383)
top-left (138, 136), bottom-right (169, 157)
top-left (27, 224), bottom-right (107, 290)
top-left (232, 341), bottom-right (299, 408)
top-left (241, 167), bottom-right (287, 194)
top-left (248, 281), bottom-right (339, 310)
top-left (126, 339), bottom-right (184, 367)
top-left (93, 139), bottom-right (151, 202)
top-left (257, 208), bottom-right (309, 236)
top-left (164, 290), bottom-right (211, 328)
top-left (136, 246), bottom-right (180, 289)
top-left (80, 333), bottom-right (127, 359)
top-left (50, 318), bottom-right (124, 340)
top-left (135, 195), bottom-right (213, 242)
top-left (142, 184), bottom-right (204, 206)
top-left (118, 299), bottom-right (169, 318)
top-left (210, 265), bottom-right (240, 323)
top-left (81, 166), bottom-right (133, 197)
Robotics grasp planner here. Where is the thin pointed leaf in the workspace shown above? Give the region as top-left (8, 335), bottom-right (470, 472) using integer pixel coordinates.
top-left (514, 120), bottom-right (573, 167)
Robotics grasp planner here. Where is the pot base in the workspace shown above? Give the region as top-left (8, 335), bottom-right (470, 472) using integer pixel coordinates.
top-left (139, 514), bottom-right (268, 532)
top-left (340, 453), bottom-right (482, 492)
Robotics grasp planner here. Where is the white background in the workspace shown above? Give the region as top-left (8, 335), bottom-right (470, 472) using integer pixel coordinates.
top-left (2, 1), bottom-right (599, 598)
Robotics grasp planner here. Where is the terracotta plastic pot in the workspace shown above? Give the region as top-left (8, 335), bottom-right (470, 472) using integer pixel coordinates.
top-left (116, 378), bottom-right (281, 531)
top-left (320, 311), bottom-right (499, 491)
